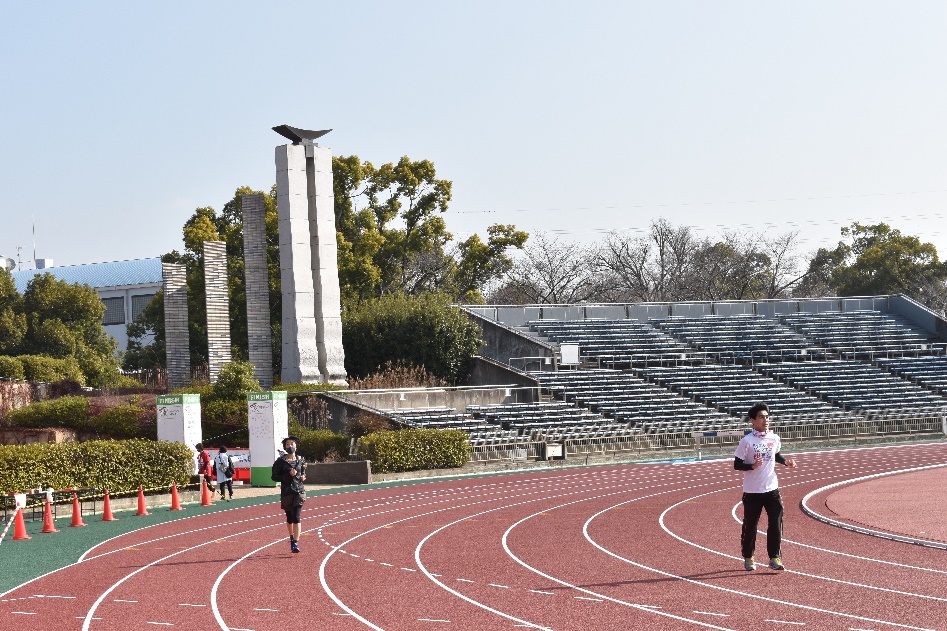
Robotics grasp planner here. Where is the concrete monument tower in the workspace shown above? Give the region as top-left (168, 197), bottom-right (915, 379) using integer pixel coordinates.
top-left (273, 125), bottom-right (347, 385)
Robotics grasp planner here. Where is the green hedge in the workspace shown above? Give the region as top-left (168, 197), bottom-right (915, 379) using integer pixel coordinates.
top-left (0, 439), bottom-right (193, 495)
top-left (6, 395), bottom-right (90, 431)
top-left (289, 424), bottom-right (350, 462)
top-left (18, 355), bottom-right (85, 385)
top-left (0, 356), bottom-right (25, 380)
top-left (358, 428), bottom-right (469, 473)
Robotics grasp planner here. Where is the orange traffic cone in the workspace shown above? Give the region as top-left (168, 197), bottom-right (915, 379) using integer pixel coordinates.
top-left (200, 479), bottom-right (214, 506)
top-left (135, 486), bottom-right (150, 516)
top-left (169, 481), bottom-right (184, 511)
top-left (12, 508), bottom-right (31, 540)
top-left (101, 489), bottom-right (118, 521)
top-left (69, 492), bottom-right (87, 527)
top-left (40, 497), bottom-right (59, 533)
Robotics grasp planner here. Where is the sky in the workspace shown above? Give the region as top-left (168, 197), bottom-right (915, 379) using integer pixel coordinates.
top-left (1, 1), bottom-right (946, 270)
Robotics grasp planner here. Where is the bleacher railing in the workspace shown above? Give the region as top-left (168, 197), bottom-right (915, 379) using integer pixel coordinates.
top-left (467, 410), bottom-right (945, 464)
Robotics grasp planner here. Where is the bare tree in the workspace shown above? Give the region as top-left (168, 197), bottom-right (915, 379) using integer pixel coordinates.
top-left (490, 233), bottom-right (605, 304)
top-left (597, 219), bottom-right (699, 302)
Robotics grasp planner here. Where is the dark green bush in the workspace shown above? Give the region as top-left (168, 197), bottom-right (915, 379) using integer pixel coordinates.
top-left (342, 292), bottom-right (484, 383)
top-left (212, 360), bottom-right (261, 400)
top-left (7, 395), bottom-right (91, 431)
top-left (358, 428), bottom-right (469, 473)
top-left (0, 439), bottom-right (192, 495)
top-left (92, 404), bottom-right (145, 439)
top-left (288, 422), bottom-right (350, 462)
top-left (18, 354), bottom-right (85, 385)
top-left (0, 355), bottom-right (25, 380)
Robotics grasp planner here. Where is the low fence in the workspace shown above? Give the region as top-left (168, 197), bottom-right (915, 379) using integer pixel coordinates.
top-left (467, 412), bottom-right (946, 464)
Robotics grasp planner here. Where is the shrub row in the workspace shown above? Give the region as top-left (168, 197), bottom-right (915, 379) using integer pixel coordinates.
top-left (5, 396), bottom-right (157, 439)
top-left (0, 355), bottom-right (85, 384)
top-left (0, 439), bottom-right (193, 495)
top-left (357, 428), bottom-right (469, 473)
top-left (290, 423), bottom-right (350, 462)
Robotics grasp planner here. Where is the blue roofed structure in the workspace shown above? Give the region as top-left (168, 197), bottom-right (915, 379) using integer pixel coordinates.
top-left (9, 257), bottom-right (163, 293)
top-left (9, 258), bottom-right (164, 353)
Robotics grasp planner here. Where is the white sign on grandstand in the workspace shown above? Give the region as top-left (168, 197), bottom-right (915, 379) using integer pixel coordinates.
top-left (560, 343), bottom-right (580, 365)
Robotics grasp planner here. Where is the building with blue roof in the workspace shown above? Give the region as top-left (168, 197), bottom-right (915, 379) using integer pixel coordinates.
top-left (9, 258), bottom-right (164, 352)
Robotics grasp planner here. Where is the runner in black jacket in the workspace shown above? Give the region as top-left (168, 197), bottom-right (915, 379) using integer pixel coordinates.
top-left (271, 436), bottom-right (306, 553)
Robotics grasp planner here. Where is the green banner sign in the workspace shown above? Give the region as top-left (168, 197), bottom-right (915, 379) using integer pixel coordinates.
top-left (247, 391), bottom-right (288, 402)
top-left (156, 394), bottom-right (201, 405)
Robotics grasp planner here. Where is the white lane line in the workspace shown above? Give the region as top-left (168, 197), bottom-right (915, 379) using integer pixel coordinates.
top-left (32, 594), bottom-right (77, 599)
top-left (695, 611), bottom-right (731, 617)
top-left (728, 501), bottom-right (947, 576)
top-left (12, 611), bottom-right (37, 615)
top-left (489, 584), bottom-right (510, 589)
top-left (456, 578), bottom-right (474, 583)
top-left (530, 590), bottom-right (555, 595)
top-left (179, 603), bottom-right (206, 607)
top-left (253, 608), bottom-right (278, 612)
top-left (800, 464), bottom-right (947, 550)
top-left (660, 488), bottom-right (947, 602)
top-left (402, 567), bottom-right (417, 572)
top-left (146, 623), bottom-right (173, 626)
top-left (575, 596), bottom-right (603, 602)
top-left (765, 621), bottom-right (805, 625)
top-left (418, 619), bottom-right (451, 623)
top-left (230, 628), bottom-right (255, 630)
top-left (114, 599), bottom-right (139, 602)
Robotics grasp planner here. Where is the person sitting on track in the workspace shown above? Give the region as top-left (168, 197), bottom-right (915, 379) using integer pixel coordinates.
top-left (271, 436), bottom-right (307, 554)
top-left (734, 402), bottom-right (797, 571)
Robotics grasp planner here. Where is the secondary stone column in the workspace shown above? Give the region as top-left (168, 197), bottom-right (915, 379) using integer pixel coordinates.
top-left (203, 240), bottom-right (232, 382)
top-left (162, 263), bottom-right (191, 390)
top-left (241, 193), bottom-right (275, 388)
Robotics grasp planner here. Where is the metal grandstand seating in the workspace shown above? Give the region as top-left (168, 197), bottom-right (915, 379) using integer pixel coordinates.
top-left (637, 364), bottom-right (847, 422)
top-left (778, 310), bottom-right (947, 359)
top-left (525, 319), bottom-right (695, 368)
top-left (758, 360), bottom-right (947, 413)
top-left (529, 369), bottom-right (734, 433)
top-left (651, 314), bottom-right (824, 363)
top-left (876, 355), bottom-right (947, 395)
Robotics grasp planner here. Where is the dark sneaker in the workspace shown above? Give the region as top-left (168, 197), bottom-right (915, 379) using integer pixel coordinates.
top-left (769, 557), bottom-right (785, 571)
top-left (291, 540), bottom-right (300, 554)
top-left (744, 556), bottom-right (756, 571)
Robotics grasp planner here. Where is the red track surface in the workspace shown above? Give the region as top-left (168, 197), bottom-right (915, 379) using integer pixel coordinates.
top-left (3, 442), bottom-right (946, 630)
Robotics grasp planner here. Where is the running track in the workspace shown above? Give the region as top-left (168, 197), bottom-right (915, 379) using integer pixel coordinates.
top-left (2, 442), bottom-right (946, 630)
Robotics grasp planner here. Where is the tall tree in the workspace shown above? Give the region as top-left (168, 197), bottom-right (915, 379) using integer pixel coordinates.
top-left (19, 273), bottom-right (120, 386)
top-left (0, 268), bottom-right (26, 355)
top-left (797, 222), bottom-right (947, 311)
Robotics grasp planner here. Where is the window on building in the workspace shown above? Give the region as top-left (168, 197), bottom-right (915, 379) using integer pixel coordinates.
top-left (102, 297), bottom-right (125, 325)
top-left (131, 294), bottom-right (156, 323)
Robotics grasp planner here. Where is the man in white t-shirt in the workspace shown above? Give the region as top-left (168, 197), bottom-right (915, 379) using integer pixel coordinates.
top-left (734, 402), bottom-right (797, 571)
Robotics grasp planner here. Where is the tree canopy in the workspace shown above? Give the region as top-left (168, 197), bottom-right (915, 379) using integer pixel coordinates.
top-left (796, 222), bottom-right (947, 310)
top-left (0, 270), bottom-right (121, 387)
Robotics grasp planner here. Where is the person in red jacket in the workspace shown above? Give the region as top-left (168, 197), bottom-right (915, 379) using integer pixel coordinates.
top-left (195, 443), bottom-right (214, 492)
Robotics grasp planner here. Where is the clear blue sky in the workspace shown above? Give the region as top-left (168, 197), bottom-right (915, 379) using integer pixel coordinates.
top-left (2, 1), bottom-right (945, 268)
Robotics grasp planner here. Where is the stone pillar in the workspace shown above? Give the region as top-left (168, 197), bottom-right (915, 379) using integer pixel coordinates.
top-left (241, 194), bottom-right (274, 388)
top-left (162, 263), bottom-right (191, 390)
top-left (306, 144), bottom-right (347, 385)
top-left (275, 142), bottom-right (347, 385)
top-left (203, 240), bottom-right (232, 383)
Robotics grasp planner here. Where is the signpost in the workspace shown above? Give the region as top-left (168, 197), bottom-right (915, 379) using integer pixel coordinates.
top-left (248, 391), bottom-right (289, 486)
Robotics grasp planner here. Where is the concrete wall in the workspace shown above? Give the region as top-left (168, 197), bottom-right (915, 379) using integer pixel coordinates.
top-left (162, 263), bottom-right (191, 390)
top-left (203, 240), bottom-right (232, 383)
top-left (467, 356), bottom-right (541, 390)
top-left (0, 381), bottom-right (33, 419)
top-left (469, 310), bottom-right (555, 370)
top-left (888, 294), bottom-right (947, 340)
